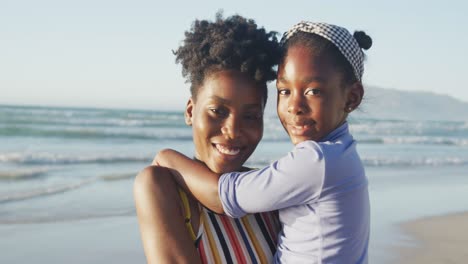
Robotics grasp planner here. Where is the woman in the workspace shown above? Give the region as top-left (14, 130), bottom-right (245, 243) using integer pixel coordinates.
top-left (133, 13), bottom-right (281, 263)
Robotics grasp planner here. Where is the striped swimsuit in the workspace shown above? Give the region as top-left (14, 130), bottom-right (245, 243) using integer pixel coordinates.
top-left (179, 190), bottom-right (280, 263)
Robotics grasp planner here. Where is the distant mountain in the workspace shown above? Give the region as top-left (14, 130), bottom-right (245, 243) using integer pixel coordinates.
top-left (264, 85), bottom-right (468, 121)
top-left (356, 86), bottom-right (468, 121)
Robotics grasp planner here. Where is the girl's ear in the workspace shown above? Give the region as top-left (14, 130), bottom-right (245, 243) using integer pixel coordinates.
top-left (184, 98), bottom-right (194, 126)
top-left (345, 82), bottom-right (364, 113)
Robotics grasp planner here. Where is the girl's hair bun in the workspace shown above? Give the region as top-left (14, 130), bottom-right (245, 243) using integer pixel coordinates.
top-left (353, 31), bottom-right (372, 50)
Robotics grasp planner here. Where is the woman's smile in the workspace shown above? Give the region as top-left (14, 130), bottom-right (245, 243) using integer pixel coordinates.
top-left (213, 143), bottom-right (242, 157)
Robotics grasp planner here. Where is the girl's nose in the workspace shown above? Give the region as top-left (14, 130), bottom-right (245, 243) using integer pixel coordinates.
top-left (288, 93), bottom-right (306, 115)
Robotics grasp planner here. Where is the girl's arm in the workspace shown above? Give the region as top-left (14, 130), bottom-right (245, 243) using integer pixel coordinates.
top-left (156, 142), bottom-right (326, 218)
top-left (155, 149), bottom-right (225, 214)
top-left (216, 142), bottom-right (326, 217)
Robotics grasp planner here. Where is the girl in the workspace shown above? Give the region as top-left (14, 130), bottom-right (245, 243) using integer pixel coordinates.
top-left (134, 13), bottom-right (281, 263)
top-left (156, 21), bottom-right (372, 263)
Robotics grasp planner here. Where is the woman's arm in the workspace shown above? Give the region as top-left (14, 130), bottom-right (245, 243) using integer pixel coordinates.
top-left (133, 165), bottom-right (201, 264)
top-left (155, 149), bottom-right (225, 214)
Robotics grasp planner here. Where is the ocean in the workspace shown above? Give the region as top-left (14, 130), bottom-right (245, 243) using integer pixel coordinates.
top-left (1, 104), bottom-right (467, 263)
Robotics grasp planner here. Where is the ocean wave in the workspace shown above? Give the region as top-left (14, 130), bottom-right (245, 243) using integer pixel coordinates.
top-left (0, 178), bottom-right (97, 203)
top-left (2, 115), bottom-right (187, 128)
top-left (362, 157), bottom-right (468, 167)
top-left (99, 172), bottom-right (136, 181)
top-left (0, 152), bottom-right (151, 165)
top-left (357, 137), bottom-right (468, 146)
top-left (349, 119), bottom-right (468, 137)
top-left (0, 171), bottom-right (136, 204)
top-left (0, 125), bottom-right (192, 141)
top-left (0, 208), bottom-right (135, 224)
top-left (0, 168), bottom-right (51, 180)
top-left (1, 106), bottom-right (185, 128)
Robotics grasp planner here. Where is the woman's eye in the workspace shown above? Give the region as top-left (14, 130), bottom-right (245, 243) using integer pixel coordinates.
top-left (209, 108), bottom-right (228, 117)
top-left (244, 112), bottom-right (262, 120)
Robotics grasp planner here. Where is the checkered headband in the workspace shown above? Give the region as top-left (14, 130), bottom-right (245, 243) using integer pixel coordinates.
top-left (280, 21), bottom-right (364, 82)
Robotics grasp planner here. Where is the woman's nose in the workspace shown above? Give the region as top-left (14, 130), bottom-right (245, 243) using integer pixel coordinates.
top-left (221, 116), bottom-right (241, 139)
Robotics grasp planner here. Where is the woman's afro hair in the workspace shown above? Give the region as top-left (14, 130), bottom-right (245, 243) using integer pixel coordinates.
top-left (174, 12), bottom-right (280, 98)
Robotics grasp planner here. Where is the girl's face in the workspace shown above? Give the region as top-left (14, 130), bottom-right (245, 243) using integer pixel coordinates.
top-left (276, 45), bottom-right (361, 145)
top-left (185, 70), bottom-right (264, 173)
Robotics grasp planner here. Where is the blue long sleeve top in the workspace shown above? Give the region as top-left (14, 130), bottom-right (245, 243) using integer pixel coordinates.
top-left (218, 122), bottom-right (370, 263)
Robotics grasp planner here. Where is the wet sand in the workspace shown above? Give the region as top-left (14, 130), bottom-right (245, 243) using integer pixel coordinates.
top-left (396, 211), bottom-right (468, 264)
top-left (0, 216), bottom-right (145, 264)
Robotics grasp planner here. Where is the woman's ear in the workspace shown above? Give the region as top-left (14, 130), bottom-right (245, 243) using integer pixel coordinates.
top-left (345, 82), bottom-right (364, 113)
top-left (185, 98), bottom-right (194, 126)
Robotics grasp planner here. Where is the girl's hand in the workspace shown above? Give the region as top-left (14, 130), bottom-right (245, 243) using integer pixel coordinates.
top-left (152, 149), bottom-right (225, 214)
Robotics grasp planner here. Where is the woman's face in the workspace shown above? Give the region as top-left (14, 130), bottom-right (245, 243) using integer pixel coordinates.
top-left (185, 70), bottom-right (265, 174)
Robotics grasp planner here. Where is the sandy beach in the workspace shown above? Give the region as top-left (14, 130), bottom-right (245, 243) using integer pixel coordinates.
top-left (396, 211), bottom-right (468, 264)
top-left (0, 216), bottom-right (146, 264)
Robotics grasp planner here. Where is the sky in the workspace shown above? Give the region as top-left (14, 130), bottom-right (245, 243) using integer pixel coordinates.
top-left (1, 0), bottom-right (467, 110)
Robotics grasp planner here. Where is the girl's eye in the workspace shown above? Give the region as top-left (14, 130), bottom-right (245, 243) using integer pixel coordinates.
top-left (306, 88), bottom-right (321, 96)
